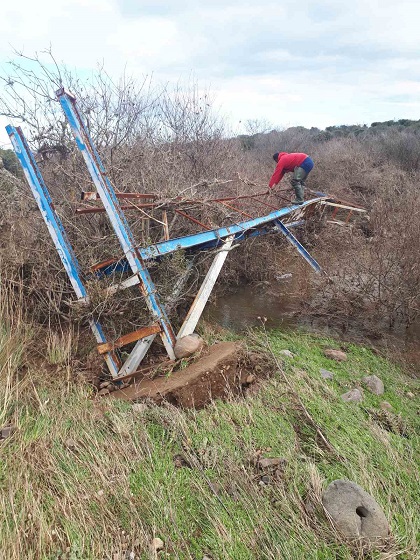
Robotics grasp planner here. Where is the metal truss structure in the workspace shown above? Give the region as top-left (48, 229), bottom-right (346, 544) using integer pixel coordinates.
top-left (6, 89), bottom-right (366, 380)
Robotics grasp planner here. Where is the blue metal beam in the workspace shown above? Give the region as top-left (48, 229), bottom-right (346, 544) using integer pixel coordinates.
top-left (93, 199), bottom-right (323, 276)
top-left (7, 125), bottom-right (120, 376)
top-left (274, 219), bottom-right (321, 272)
top-left (56, 88), bottom-right (176, 357)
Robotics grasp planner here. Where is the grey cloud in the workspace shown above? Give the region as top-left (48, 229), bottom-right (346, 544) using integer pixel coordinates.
top-left (120, 0), bottom-right (419, 86)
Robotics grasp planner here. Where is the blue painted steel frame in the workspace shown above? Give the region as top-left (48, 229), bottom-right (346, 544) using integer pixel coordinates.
top-left (7, 88), bottom-right (325, 377)
top-left (95, 199), bottom-right (324, 276)
top-left (274, 220), bottom-right (321, 272)
top-left (56, 88), bottom-right (176, 356)
top-left (6, 125), bottom-right (120, 376)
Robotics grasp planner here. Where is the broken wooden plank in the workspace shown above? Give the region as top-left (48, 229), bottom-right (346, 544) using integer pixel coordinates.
top-left (177, 236), bottom-right (234, 339)
top-left (321, 201), bottom-right (367, 212)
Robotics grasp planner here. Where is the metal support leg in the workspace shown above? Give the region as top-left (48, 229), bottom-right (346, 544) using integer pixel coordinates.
top-left (56, 88), bottom-right (176, 359)
top-left (115, 260), bottom-right (195, 377)
top-left (274, 220), bottom-right (321, 273)
top-left (177, 236), bottom-right (234, 339)
top-left (7, 125), bottom-right (120, 376)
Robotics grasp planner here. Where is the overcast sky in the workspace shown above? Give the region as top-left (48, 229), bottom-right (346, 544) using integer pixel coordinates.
top-left (1, 0), bottom-right (420, 147)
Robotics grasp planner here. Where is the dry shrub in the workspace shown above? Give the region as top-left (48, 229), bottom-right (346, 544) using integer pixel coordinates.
top-left (1, 51), bottom-right (419, 347)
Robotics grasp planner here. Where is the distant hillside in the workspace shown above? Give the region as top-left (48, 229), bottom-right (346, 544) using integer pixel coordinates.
top-left (238, 118), bottom-right (420, 151)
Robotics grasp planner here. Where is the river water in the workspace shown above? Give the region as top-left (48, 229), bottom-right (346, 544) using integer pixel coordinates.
top-left (205, 283), bottom-right (420, 358)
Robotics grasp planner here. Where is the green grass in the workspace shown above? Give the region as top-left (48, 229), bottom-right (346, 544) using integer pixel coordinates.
top-left (0, 327), bottom-right (418, 559)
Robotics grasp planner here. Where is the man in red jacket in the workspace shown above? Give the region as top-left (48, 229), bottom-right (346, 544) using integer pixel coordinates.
top-left (268, 152), bottom-right (314, 204)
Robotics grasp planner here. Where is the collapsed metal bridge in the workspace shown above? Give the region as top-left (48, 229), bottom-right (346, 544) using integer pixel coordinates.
top-left (7, 89), bottom-right (366, 380)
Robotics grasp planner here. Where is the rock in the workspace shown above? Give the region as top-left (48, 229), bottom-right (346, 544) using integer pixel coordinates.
top-left (127, 552), bottom-right (135, 560)
top-left (246, 374), bottom-right (256, 384)
top-left (279, 349), bottom-right (294, 358)
top-left (97, 388), bottom-right (110, 396)
top-left (151, 537), bottom-right (164, 552)
top-left (341, 388), bottom-right (363, 403)
top-left (322, 479), bottom-right (390, 543)
top-left (1, 425), bottom-right (16, 439)
top-left (174, 333), bottom-right (204, 359)
top-left (259, 457), bottom-right (286, 469)
top-left (132, 403), bottom-right (147, 415)
top-left (173, 454), bottom-right (191, 468)
top-left (320, 368), bottom-right (334, 380)
top-left (380, 401), bottom-right (393, 411)
top-left (324, 349), bottom-right (347, 362)
top-left (260, 475), bottom-right (271, 485)
top-left (99, 381), bottom-right (111, 389)
top-left (362, 375), bottom-right (384, 395)
top-left (65, 438), bottom-right (77, 450)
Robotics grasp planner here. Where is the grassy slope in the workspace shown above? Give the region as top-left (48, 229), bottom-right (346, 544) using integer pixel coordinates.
top-left (0, 327), bottom-right (418, 560)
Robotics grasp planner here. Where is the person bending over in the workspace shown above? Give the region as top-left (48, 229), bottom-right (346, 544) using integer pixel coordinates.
top-left (268, 151), bottom-right (314, 205)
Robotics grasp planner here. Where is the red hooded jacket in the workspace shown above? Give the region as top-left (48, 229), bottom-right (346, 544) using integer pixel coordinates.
top-left (269, 152), bottom-right (308, 188)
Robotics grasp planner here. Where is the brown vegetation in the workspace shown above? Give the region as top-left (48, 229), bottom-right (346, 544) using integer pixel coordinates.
top-left (0, 52), bottom-right (419, 358)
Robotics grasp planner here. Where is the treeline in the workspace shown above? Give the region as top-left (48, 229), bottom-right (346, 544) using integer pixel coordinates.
top-left (239, 118), bottom-right (420, 156)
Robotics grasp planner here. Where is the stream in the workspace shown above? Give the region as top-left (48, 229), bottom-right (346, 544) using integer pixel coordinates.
top-left (205, 283), bottom-right (420, 358)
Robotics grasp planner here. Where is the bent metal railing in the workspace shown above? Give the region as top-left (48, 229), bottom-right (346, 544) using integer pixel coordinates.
top-left (7, 89), bottom-right (366, 380)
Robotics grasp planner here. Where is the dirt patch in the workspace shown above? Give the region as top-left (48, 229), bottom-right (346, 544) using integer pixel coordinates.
top-left (110, 341), bottom-right (250, 408)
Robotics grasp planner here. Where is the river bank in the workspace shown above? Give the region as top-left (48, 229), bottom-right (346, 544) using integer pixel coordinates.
top-left (0, 324), bottom-right (418, 559)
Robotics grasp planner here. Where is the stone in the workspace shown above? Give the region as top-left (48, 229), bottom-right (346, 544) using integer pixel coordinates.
top-left (341, 388), bottom-right (363, 403)
top-left (380, 401), bottom-right (393, 411)
top-left (322, 479), bottom-right (390, 543)
top-left (324, 349), bottom-right (347, 362)
top-left (1, 425), bottom-right (16, 439)
top-left (151, 537), bottom-right (164, 552)
top-left (132, 403), bottom-right (147, 415)
top-left (260, 475), bottom-right (271, 484)
top-left (320, 368), bottom-right (334, 380)
top-left (99, 381), bottom-right (111, 389)
top-left (362, 375), bottom-right (384, 395)
top-left (173, 454), bottom-right (191, 468)
top-left (259, 457), bottom-right (286, 469)
top-left (174, 333), bottom-right (204, 359)
top-left (246, 374), bottom-right (256, 384)
top-left (279, 349), bottom-right (294, 358)
top-left (65, 438), bottom-right (77, 450)
top-left (97, 388), bottom-right (110, 396)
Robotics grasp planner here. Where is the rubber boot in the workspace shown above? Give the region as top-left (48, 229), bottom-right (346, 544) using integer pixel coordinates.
top-left (292, 182), bottom-right (305, 205)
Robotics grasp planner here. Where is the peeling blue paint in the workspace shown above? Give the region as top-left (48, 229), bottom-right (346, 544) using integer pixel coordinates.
top-left (6, 125), bottom-right (120, 377)
top-left (56, 89), bottom-right (176, 352)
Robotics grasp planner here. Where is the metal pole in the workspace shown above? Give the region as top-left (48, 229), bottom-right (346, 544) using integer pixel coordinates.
top-left (7, 125), bottom-right (120, 376)
top-left (274, 219), bottom-right (321, 273)
top-left (56, 88), bottom-right (176, 359)
top-left (116, 260), bottom-right (195, 377)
